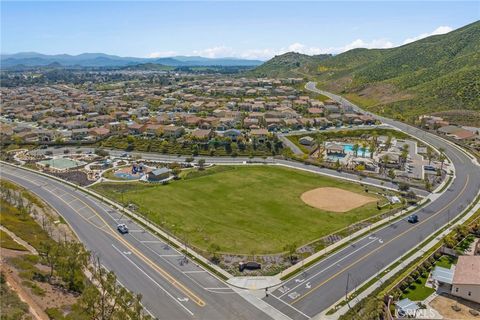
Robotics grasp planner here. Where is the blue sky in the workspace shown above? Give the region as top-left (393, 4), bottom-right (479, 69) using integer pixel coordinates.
top-left (1, 1), bottom-right (479, 60)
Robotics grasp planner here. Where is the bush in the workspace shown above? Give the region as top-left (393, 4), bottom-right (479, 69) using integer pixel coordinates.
top-left (423, 261), bottom-right (432, 271)
top-left (45, 307), bottom-right (64, 319)
top-left (411, 270), bottom-right (420, 280)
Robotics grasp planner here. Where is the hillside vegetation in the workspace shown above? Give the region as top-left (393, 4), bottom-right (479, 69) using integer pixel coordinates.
top-left (248, 52), bottom-right (331, 78)
top-left (250, 21), bottom-right (480, 122)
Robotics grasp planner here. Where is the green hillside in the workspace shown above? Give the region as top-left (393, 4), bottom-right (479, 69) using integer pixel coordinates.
top-left (248, 52), bottom-right (331, 77)
top-left (250, 21), bottom-right (480, 123)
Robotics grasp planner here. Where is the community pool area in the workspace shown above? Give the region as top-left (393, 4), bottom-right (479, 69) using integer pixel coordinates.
top-left (38, 158), bottom-right (86, 170)
top-left (344, 144), bottom-right (371, 158)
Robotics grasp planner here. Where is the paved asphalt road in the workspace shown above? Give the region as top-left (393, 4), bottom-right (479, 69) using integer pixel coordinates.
top-left (0, 164), bottom-right (274, 320)
top-left (256, 83), bottom-right (480, 319)
top-left (29, 146), bottom-right (429, 197)
top-left (4, 83), bottom-right (478, 319)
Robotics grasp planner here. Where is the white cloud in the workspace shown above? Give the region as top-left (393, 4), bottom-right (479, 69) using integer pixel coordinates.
top-left (192, 46), bottom-right (235, 58)
top-left (339, 38), bottom-right (394, 52)
top-left (402, 25), bottom-right (453, 45)
top-left (148, 51), bottom-right (178, 58)
top-left (147, 27), bottom-right (452, 61)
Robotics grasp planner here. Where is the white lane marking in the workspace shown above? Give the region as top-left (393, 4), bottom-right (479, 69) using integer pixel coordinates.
top-left (278, 237), bottom-right (378, 298)
top-left (183, 270), bottom-right (207, 274)
top-left (269, 292), bottom-right (311, 320)
top-left (111, 244), bottom-right (195, 316)
top-left (305, 282), bottom-right (311, 289)
top-left (140, 240), bottom-right (163, 244)
top-left (160, 254), bottom-right (184, 257)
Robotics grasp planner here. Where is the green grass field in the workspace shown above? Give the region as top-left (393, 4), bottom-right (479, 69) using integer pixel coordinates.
top-left (0, 200), bottom-right (53, 250)
top-left (0, 230), bottom-right (27, 251)
top-left (91, 165), bottom-right (392, 254)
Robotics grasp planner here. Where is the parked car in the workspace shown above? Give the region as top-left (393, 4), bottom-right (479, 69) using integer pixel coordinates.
top-left (117, 223), bottom-right (129, 234)
top-left (239, 261), bottom-right (261, 272)
top-left (407, 215), bottom-right (419, 223)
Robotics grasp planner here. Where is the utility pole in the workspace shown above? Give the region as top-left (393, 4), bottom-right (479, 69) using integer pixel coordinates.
top-left (345, 273), bottom-right (350, 301)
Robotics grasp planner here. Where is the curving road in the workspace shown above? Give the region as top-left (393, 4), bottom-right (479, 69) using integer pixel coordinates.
top-left (257, 83), bottom-right (480, 319)
top-left (2, 83), bottom-right (478, 320)
top-left (0, 164), bottom-right (276, 320)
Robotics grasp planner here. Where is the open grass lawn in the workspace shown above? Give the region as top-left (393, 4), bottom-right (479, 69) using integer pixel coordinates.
top-left (436, 255), bottom-right (457, 269)
top-left (401, 274), bottom-right (435, 301)
top-left (91, 165), bottom-right (391, 254)
top-left (0, 229), bottom-right (27, 251)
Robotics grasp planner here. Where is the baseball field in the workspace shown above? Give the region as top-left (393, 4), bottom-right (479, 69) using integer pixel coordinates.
top-left (91, 165), bottom-right (394, 254)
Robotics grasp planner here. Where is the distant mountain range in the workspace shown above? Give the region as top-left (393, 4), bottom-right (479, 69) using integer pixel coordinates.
top-left (0, 52), bottom-right (263, 68)
top-left (250, 20), bottom-right (480, 123)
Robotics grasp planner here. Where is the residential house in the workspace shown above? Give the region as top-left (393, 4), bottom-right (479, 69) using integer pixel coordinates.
top-left (223, 129), bottom-right (242, 142)
top-left (162, 125), bottom-right (184, 138)
top-left (250, 128), bottom-right (269, 143)
top-left (451, 256), bottom-right (480, 303)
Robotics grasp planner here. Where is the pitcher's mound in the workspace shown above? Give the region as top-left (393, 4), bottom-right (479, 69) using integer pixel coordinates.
top-left (301, 187), bottom-right (376, 212)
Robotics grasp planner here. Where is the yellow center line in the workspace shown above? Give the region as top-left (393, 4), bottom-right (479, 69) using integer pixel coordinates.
top-left (292, 175), bottom-right (470, 305)
top-left (37, 176), bottom-right (206, 308)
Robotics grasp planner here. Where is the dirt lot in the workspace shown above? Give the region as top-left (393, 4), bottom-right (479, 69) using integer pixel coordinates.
top-left (300, 187), bottom-right (376, 212)
top-left (430, 294), bottom-right (480, 319)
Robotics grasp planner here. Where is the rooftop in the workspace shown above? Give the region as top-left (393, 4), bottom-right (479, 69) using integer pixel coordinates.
top-left (453, 256), bottom-right (480, 285)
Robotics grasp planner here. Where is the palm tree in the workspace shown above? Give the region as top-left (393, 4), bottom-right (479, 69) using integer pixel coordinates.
top-left (315, 134), bottom-right (324, 160)
top-left (439, 153), bottom-right (446, 171)
top-left (368, 143), bottom-right (376, 159)
top-left (371, 131), bottom-right (378, 148)
top-left (400, 149), bottom-right (409, 167)
top-left (352, 143), bottom-right (360, 157)
top-left (382, 154), bottom-right (390, 176)
top-left (426, 147), bottom-right (434, 165)
top-left (361, 142), bottom-right (368, 157)
top-left (385, 134), bottom-right (392, 149)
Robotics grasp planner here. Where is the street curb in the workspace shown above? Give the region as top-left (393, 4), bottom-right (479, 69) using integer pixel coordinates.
top-left (0, 160), bottom-right (233, 280)
top-left (319, 189), bottom-right (480, 320)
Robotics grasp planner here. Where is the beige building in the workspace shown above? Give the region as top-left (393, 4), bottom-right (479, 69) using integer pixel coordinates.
top-left (451, 256), bottom-right (480, 303)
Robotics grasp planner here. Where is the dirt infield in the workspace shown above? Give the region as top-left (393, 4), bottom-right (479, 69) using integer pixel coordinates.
top-left (300, 187), bottom-right (376, 212)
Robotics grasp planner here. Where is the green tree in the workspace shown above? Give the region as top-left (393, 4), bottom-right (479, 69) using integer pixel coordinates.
top-left (57, 241), bottom-right (90, 292)
top-left (352, 143), bottom-right (360, 157)
top-left (197, 159), bottom-right (206, 171)
top-left (81, 257), bottom-right (152, 320)
top-left (39, 241), bottom-right (60, 281)
top-left (426, 146), bottom-right (434, 165)
top-left (283, 242), bottom-right (298, 264)
top-left (387, 169), bottom-right (396, 181)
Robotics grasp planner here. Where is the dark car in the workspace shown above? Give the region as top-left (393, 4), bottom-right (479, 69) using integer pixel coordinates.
top-left (239, 261), bottom-right (261, 272)
top-left (117, 224), bottom-right (129, 234)
top-left (407, 214), bottom-right (419, 223)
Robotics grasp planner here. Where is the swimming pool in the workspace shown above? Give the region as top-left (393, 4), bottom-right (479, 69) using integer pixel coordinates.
top-left (344, 144), bottom-right (371, 158)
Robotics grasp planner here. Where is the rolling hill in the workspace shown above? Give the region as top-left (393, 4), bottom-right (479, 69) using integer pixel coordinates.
top-left (0, 52), bottom-right (263, 68)
top-left (250, 21), bottom-right (480, 123)
top-left (247, 52), bottom-right (331, 77)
